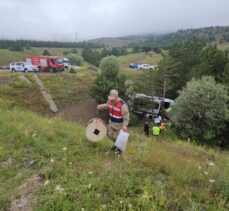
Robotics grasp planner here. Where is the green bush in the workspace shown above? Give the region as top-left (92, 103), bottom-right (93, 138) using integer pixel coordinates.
top-left (171, 76), bottom-right (229, 144)
top-left (79, 65), bottom-right (88, 71)
top-left (70, 48), bottom-right (77, 54)
top-left (67, 54), bottom-right (84, 66)
top-left (129, 112), bottom-right (139, 126)
top-left (43, 49), bottom-right (50, 56)
top-left (63, 51), bottom-right (69, 55)
top-left (69, 68), bottom-right (76, 74)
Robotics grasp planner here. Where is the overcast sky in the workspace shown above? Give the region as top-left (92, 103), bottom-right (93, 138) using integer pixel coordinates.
top-left (0, 0), bottom-right (228, 41)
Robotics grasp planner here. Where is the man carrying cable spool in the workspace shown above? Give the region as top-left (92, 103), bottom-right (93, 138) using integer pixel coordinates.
top-left (97, 89), bottom-right (129, 155)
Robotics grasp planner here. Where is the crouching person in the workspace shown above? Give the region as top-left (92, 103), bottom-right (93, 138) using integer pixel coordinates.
top-left (97, 89), bottom-right (129, 156)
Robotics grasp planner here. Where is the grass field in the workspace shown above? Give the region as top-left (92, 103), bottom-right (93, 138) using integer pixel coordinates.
top-left (0, 70), bottom-right (96, 114)
top-left (118, 52), bottom-right (162, 87)
top-left (0, 98), bottom-right (228, 210)
top-left (39, 71), bottom-right (96, 106)
top-left (118, 51), bottom-right (162, 66)
top-left (0, 72), bottom-right (49, 114)
top-left (217, 42), bottom-right (229, 51)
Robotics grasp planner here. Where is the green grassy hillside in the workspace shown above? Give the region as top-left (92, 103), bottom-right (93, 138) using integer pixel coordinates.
top-left (218, 42), bottom-right (229, 51)
top-left (0, 98), bottom-right (228, 210)
top-left (0, 71), bottom-right (96, 113)
top-left (118, 52), bottom-right (162, 65)
top-left (118, 52), bottom-right (162, 85)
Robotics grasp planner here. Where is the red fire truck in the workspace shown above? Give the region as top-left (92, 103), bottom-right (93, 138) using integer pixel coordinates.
top-left (25, 56), bottom-right (65, 72)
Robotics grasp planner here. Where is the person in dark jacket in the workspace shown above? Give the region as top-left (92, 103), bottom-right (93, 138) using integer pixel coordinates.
top-left (144, 121), bottom-right (150, 137)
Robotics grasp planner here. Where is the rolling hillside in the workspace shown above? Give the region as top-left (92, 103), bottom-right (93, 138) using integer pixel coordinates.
top-left (0, 97), bottom-right (228, 210)
top-left (0, 71), bottom-right (228, 210)
top-left (88, 26), bottom-right (229, 48)
top-left (87, 37), bottom-right (130, 48)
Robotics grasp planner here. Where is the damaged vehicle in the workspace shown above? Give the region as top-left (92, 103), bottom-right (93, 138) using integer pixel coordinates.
top-left (130, 93), bottom-right (175, 120)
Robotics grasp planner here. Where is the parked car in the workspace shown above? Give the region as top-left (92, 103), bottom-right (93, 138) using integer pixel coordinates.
top-left (63, 58), bottom-right (71, 69)
top-left (139, 64), bottom-right (155, 70)
top-left (129, 63), bottom-right (140, 69)
top-left (9, 62), bottom-right (39, 72)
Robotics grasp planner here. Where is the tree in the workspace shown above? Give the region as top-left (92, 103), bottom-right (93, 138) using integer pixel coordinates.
top-left (191, 45), bottom-right (229, 82)
top-left (153, 55), bottom-right (180, 115)
top-left (110, 47), bottom-right (119, 56)
top-left (82, 47), bottom-right (101, 67)
top-left (154, 54), bottom-right (180, 99)
top-left (43, 49), bottom-right (50, 56)
top-left (171, 76), bottom-right (229, 145)
top-left (70, 48), bottom-right (77, 54)
top-left (9, 44), bottom-right (24, 52)
top-left (90, 56), bottom-right (127, 103)
top-left (142, 46), bottom-right (151, 53)
top-left (120, 48), bottom-right (128, 56)
top-left (157, 37), bottom-right (206, 98)
top-left (133, 68), bottom-right (156, 97)
top-left (222, 63), bottom-right (229, 86)
top-left (153, 47), bottom-right (161, 54)
top-left (25, 44), bottom-right (31, 50)
top-left (101, 48), bottom-right (110, 57)
top-left (133, 46), bottom-right (140, 53)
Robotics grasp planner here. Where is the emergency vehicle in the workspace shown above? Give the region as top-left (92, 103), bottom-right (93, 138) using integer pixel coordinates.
top-left (26, 56), bottom-right (65, 72)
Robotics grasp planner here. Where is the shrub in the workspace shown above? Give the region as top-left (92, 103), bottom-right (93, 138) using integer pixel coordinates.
top-left (171, 76), bottom-right (229, 144)
top-left (129, 112), bottom-right (139, 126)
top-left (43, 49), bottom-right (51, 56)
top-left (69, 68), bottom-right (76, 74)
top-left (67, 54), bottom-right (84, 66)
top-left (79, 65), bottom-right (88, 71)
top-left (70, 48), bottom-right (77, 54)
top-left (63, 51), bottom-right (69, 55)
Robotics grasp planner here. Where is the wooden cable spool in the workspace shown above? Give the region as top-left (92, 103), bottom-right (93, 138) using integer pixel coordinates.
top-left (86, 118), bottom-right (107, 142)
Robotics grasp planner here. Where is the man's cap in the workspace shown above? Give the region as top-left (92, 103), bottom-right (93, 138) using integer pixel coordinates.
top-left (108, 89), bottom-right (119, 100)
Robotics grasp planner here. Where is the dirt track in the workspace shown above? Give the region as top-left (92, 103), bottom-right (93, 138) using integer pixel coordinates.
top-left (57, 98), bottom-right (98, 123)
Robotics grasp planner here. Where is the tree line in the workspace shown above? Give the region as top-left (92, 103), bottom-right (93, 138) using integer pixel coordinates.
top-left (0, 39), bottom-right (105, 51)
top-left (81, 47), bottom-right (129, 67)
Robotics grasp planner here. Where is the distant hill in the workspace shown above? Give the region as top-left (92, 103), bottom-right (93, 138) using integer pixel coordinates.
top-left (88, 26), bottom-right (229, 48)
top-left (88, 37), bottom-right (131, 48)
top-left (1, 26), bottom-right (228, 50)
top-left (132, 25), bottom-right (229, 48)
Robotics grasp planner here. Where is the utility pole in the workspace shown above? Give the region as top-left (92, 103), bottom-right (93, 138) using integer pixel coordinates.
top-left (75, 32), bottom-right (78, 42)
